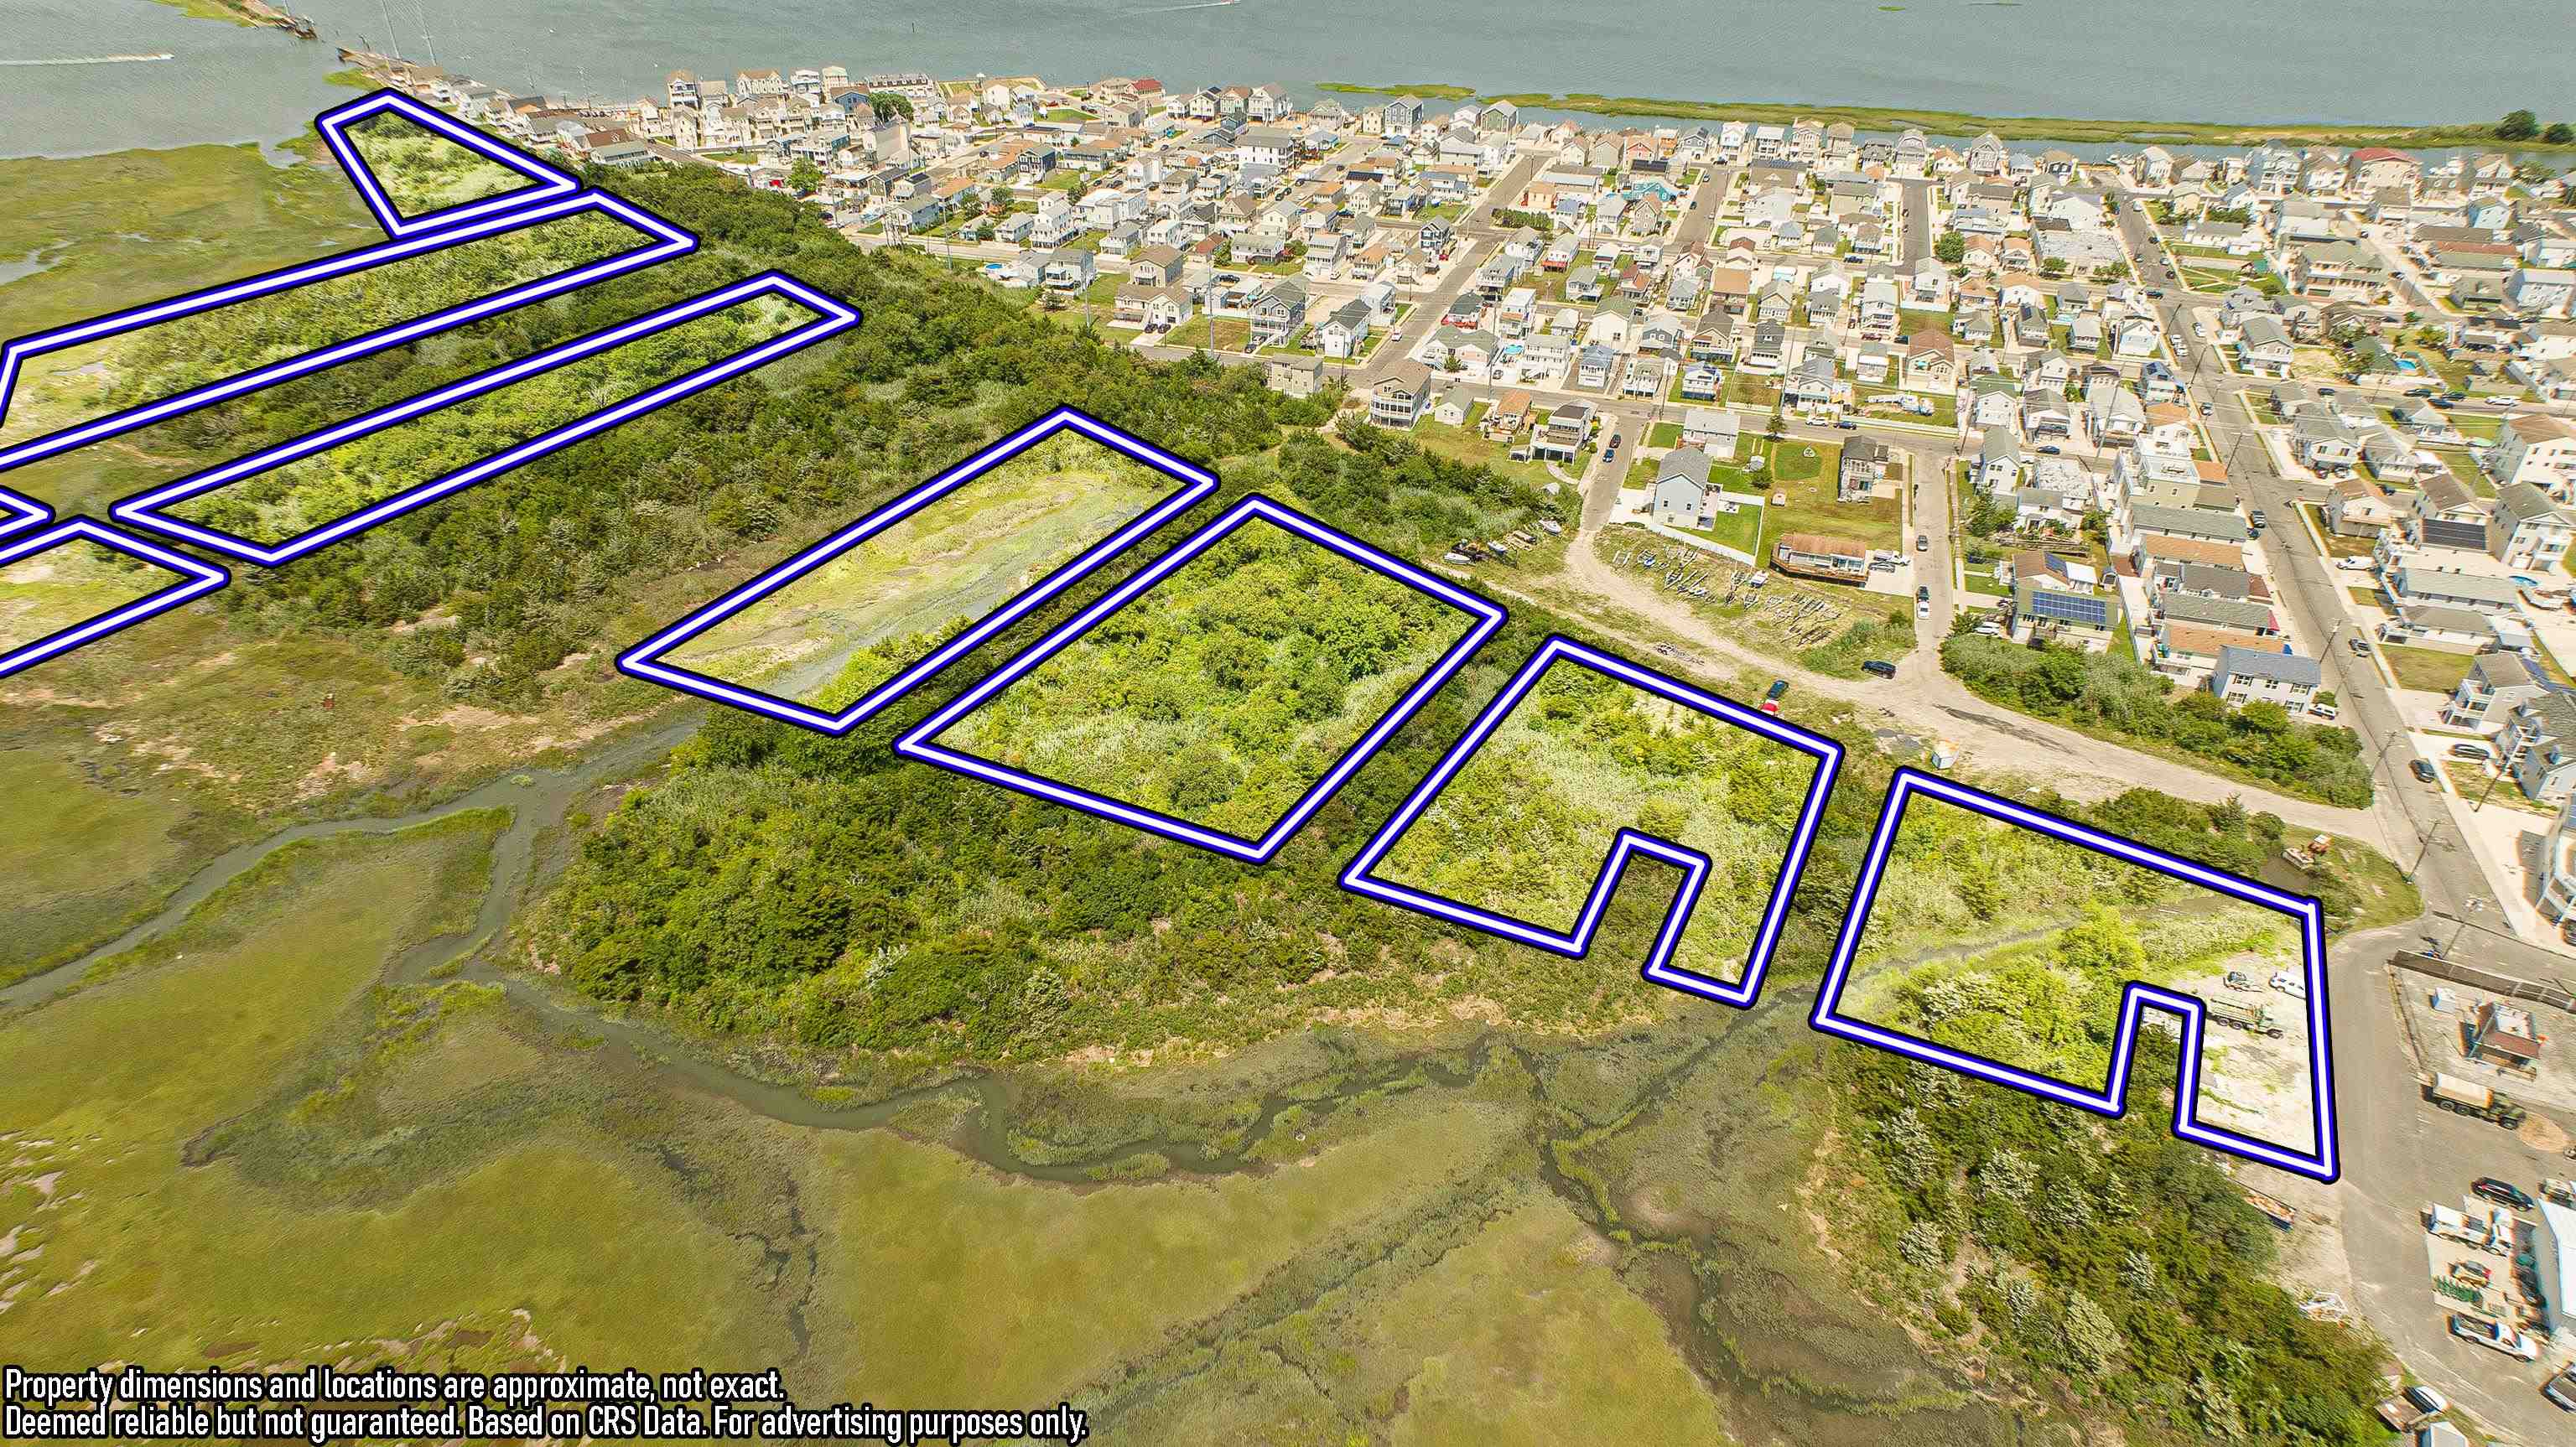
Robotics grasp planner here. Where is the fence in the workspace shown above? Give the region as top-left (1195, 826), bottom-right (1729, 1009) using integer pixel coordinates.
top-left (2390, 951), bottom-right (2576, 1012)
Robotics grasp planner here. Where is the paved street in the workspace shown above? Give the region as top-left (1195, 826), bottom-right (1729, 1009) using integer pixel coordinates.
top-left (2118, 194), bottom-right (2576, 1443)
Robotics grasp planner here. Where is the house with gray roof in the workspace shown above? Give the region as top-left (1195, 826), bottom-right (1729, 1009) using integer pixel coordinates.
top-left (1651, 449), bottom-right (1716, 529)
top-left (2131, 502), bottom-right (2251, 545)
top-left (2445, 651), bottom-right (2558, 731)
top-left (2162, 592), bottom-right (2279, 636)
top-left (2504, 692), bottom-right (2576, 803)
top-left (2492, 482), bottom-right (2575, 571)
top-left (2389, 566), bottom-right (2522, 614)
top-left (2209, 646), bottom-right (2323, 713)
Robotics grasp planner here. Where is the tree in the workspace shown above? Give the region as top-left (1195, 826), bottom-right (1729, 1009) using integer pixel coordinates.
top-left (2497, 108), bottom-right (2540, 141)
top-left (1933, 232), bottom-right (1966, 263)
top-left (787, 159), bottom-right (823, 196)
top-left (868, 91), bottom-right (916, 123)
top-left (2547, 123), bottom-right (2575, 145)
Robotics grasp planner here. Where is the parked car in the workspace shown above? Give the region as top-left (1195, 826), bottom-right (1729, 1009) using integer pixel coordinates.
top-left (2449, 742), bottom-right (2495, 761)
top-left (2474, 1178), bottom-right (2537, 1211)
top-left (2268, 969), bottom-right (2307, 1000)
top-left (2191, 322), bottom-right (2206, 338)
top-left (2336, 555), bottom-right (2372, 570)
top-left (2317, 385), bottom-right (2338, 395)
top-left (2406, 1384), bottom-right (2449, 1416)
top-left (2147, 288), bottom-right (2165, 298)
top-left (2404, 386), bottom-right (2436, 398)
top-left (1834, 418), bottom-right (1857, 430)
top-left (2410, 759), bottom-right (2438, 784)
top-left (1915, 532), bottom-right (1929, 552)
top-left (2349, 635), bottom-right (2373, 656)
top-left (2224, 970), bottom-right (2256, 991)
top-left (2431, 397), bottom-right (2457, 410)
top-left (1862, 660), bottom-right (1898, 679)
top-left (2037, 443), bottom-right (2062, 455)
top-left (2310, 700), bottom-right (2338, 720)
top-left (2545, 1367), bottom-right (2576, 1411)
top-left (2452, 1315), bottom-right (2541, 1360)
top-left (1915, 584), bottom-right (1930, 619)
top-left (2199, 402), bottom-right (2214, 415)
top-left (2249, 509), bottom-right (2268, 530)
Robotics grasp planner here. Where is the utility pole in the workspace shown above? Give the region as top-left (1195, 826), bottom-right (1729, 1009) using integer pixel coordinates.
top-left (2444, 897), bottom-right (2489, 957)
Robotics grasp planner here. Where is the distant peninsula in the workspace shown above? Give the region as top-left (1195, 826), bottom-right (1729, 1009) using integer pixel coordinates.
top-left (1315, 84), bottom-right (2573, 152)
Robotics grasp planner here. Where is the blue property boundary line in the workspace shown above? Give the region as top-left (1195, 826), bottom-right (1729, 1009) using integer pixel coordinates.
top-left (895, 493), bottom-right (1508, 864)
top-left (1811, 767), bottom-right (2340, 1181)
top-left (0, 483), bottom-right (49, 542)
top-left (112, 272), bottom-right (860, 566)
top-left (0, 189), bottom-right (694, 481)
top-left (618, 406), bottom-right (1218, 734)
top-left (316, 89), bottom-right (581, 238)
top-left (1339, 635), bottom-right (1842, 1009)
top-left (0, 519), bottom-right (228, 680)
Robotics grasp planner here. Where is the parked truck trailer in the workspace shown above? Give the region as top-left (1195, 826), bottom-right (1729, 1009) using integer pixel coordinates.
top-left (2423, 1073), bottom-right (2528, 1128)
top-left (2205, 998), bottom-right (2283, 1038)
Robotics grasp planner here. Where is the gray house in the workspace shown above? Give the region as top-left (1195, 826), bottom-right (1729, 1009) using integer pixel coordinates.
top-left (1652, 449), bottom-right (1715, 529)
top-left (2504, 693), bottom-right (2576, 803)
top-left (2209, 646), bottom-right (2322, 714)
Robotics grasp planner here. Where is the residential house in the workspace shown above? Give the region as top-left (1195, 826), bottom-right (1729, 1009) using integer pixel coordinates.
top-left (1264, 354), bottom-right (1327, 398)
top-left (1369, 363), bottom-right (1432, 429)
top-left (2012, 578), bottom-right (2121, 651)
top-left (2492, 482), bottom-right (2576, 570)
top-left (1652, 449), bottom-right (1719, 529)
top-left (1681, 407), bottom-right (1741, 459)
top-left (1534, 401), bottom-right (1594, 461)
top-left (1838, 438), bottom-right (1890, 501)
top-left (2446, 651), bottom-right (2556, 732)
top-left (2494, 414), bottom-right (2576, 495)
top-left (2209, 646), bottom-right (2323, 713)
top-left (2387, 565), bottom-right (2521, 614)
top-left (1773, 532), bottom-right (1871, 583)
top-left (2236, 314), bottom-right (2295, 377)
top-left (2502, 693), bottom-right (2576, 803)
top-left (1249, 279), bottom-right (1308, 347)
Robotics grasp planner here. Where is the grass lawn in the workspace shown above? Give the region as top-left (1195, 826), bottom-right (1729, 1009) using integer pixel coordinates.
top-left (2442, 760), bottom-right (2555, 817)
top-left (2344, 584), bottom-right (2386, 609)
top-left (1171, 315), bottom-right (1254, 353)
top-left (1647, 421), bottom-right (1683, 449)
top-left (2179, 264), bottom-right (2240, 293)
top-left (2429, 448), bottom-right (2495, 496)
top-left (1742, 438), bottom-right (1898, 551)
top-left (2381, 644), bottom-right (2475, 694)
top-left (1680, 504), bottom-right (1764, 557)
top-left (2444, 411), bottom-right (2506, 442)
top-left (1414, 419), bottom-right (1562, 491)
top-left (1853, 386), bottom-right (1955, 429)
top-left (1961, 564), bottom-right (2003, 597)
top-left (2290, 346), bottom-right (2346, 382)
top-left (1727, 372), bottom-right (1780, 408)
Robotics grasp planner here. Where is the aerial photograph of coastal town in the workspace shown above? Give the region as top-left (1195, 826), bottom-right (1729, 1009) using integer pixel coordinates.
top-left (3, 0), bottom-right (2576, 1442)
